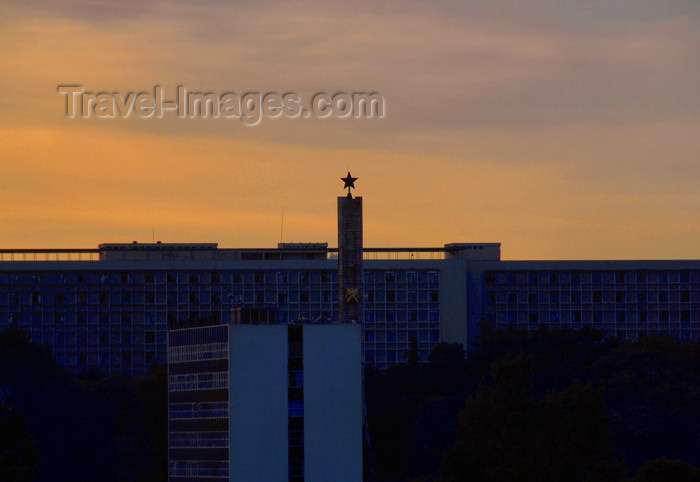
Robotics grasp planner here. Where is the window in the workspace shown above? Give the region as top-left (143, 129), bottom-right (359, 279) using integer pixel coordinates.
top-left (288, 400), bottom-right (303, 417)
top-left (385, 272), bottom-right (395, 282)
top-left (289, 371), bottom-right (303, 388)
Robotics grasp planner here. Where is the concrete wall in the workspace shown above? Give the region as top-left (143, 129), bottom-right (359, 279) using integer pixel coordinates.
top-left (439, 261), bottom-right (469, 349)
top-left (228, 325), bottom-right (288, 481)
top-left (303, 324), bottom-right (363, 482)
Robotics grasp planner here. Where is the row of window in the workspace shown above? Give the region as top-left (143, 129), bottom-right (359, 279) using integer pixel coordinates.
top-left (169, 372), bottom-right (229, 391)
top-left (490, 310), bottom-right (700, 323)
top-left (365, 330), bottom-right (439, 342)
top-left (169, 430), bottom-right (229, 447)
top-left (3, 269), bottom-right (441, 286)
top-left (168, 461), bottom-right (229, 478)
top-left (365, 270), bottom-right (439, 284)
top-left (364, 311), bottom-right (439, 322)
top-left (366, 349), bottom-right (431, 365)
top-left (488, 291), bottom-right (700, 304)
top-left (2, 270), bottom-right (338, 285)
top-left (168, 343), bottom-right (228, 363)
top-left (486, 270), bottom-right (700, 285)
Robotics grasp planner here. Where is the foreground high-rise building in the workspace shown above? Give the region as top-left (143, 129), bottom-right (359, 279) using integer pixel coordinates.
top-left (167, 322), bottom-right (363, 481)
top-left (1, 175), bottom-right (699, 376)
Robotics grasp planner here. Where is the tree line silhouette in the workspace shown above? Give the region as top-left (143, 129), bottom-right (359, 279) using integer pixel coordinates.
top-left (2, 324), bottom-right (700, 481)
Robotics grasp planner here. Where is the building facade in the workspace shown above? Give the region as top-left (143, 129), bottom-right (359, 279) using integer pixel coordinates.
top-left (1, 242), bottom-right (700, 374)
top-left (1, 243), bottom-right (700, 374)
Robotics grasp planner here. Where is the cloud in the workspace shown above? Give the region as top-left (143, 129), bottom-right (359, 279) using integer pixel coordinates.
top-left (1, 0), bottom-right (699, 257)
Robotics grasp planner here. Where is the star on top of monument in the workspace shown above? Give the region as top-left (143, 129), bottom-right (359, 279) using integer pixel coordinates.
top-left (341, 172), bottom-right (357, 195)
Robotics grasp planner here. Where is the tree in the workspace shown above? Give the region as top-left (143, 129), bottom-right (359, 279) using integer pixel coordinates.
top-left (630, 458), bottom-right (700, 482)
top-left (0, 404), bottom-right (39, 481)
top-left (439, 354), bottom-right (622, 481)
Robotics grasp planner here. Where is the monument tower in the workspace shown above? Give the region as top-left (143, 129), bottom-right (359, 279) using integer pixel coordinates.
top-left (338, 172), bottom-right (363, 324)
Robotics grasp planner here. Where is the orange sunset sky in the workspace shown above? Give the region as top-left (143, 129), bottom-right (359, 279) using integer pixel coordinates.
top-left (1, 0), bottom-right (699, 259)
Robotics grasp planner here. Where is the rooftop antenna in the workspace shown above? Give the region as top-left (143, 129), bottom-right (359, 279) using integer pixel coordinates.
top-left (152, 227), bottom-right (155, 244)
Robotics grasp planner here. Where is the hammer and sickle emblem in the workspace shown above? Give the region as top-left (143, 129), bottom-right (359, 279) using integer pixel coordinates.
top-left (345, 288), bottom-right (360, 304)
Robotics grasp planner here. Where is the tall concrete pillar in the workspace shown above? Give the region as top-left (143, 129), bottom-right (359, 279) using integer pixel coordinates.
top-left (338, 173), bottom-right (363, 324)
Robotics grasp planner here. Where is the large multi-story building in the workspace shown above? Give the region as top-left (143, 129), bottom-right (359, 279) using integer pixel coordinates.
top-left (2, 242), bottom-right (699, 375)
